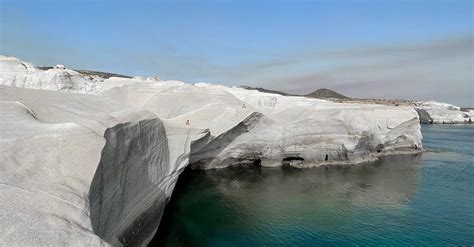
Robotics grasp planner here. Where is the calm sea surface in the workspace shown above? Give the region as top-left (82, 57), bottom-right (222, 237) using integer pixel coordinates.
top-left (151, 125), bottom-right (474, 246)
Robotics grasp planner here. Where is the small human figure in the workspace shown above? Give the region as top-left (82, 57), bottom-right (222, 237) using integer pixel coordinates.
top-left (185, 120), bottom-right (190, 126)
top-left (242, 104), bottom-right (246, 108)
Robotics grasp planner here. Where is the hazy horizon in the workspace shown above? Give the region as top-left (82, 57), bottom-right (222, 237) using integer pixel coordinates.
top-left (1, 0), bottom-right (473, 106)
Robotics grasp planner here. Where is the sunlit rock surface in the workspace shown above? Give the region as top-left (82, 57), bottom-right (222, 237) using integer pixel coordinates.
top-left (189, 83), bottom-right (422, 168)
top-left (1, 56), bottom-right (423, 246)
top-left (0, 86), bottom-right (205, 246)
top-left (0, 55), bottom-right (104, 93)
top-left (414, 101), bottom-right (473, 124)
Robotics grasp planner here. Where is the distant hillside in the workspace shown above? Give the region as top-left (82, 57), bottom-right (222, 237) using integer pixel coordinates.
top-left (238, 86), bottom-right (413, 106)
top-left (38, 66), bottom-right (131, 79)
top-left (74, 70), bottom-right (132, 79)
top-left (239, 86), bottom-right (294, 96)
top-left (240, 86), bottom-right (351, 100)
top-left (305, 88), bottom-right (350, 99)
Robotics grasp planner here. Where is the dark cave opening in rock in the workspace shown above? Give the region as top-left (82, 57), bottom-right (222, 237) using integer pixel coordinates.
top-left (282, 157), bottom-right (305, 162)
top-left (282, 156), bottom-right (305, 166)
top-left (253, 158), bottom-right (262, 166)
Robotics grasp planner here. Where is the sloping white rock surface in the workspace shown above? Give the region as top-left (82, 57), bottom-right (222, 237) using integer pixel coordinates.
top-left (0, 86), bottom-right (205, 246)
top-left (96, 79), bottom-right (423, 169)
top-left (414, 101), bottom-right (472, 124)
top-left (189, 84), bottom-right (422, 168)
top-left (0, 55), bottom-right (104, 93)
top-left (0, 56), bottom-right (423, 246)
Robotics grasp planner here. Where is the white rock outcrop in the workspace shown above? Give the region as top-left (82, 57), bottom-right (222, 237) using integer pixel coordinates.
top-left (189, 83), bottom-right (422, 168)
top-left (414, 101), bottom-right (472, 124)
top-left (0, 85), bottom-right (208, 246)
top-left (0, 55), bottom-right (423, 246)
top-left (0, 55), bottom-right (104, 93)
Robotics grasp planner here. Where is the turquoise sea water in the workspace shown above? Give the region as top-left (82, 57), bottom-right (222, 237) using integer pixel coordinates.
top-left (151, 125), bottom-right (474, 246)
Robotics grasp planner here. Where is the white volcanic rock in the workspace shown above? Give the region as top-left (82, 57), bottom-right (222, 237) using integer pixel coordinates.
top-left (189, 84), bottom-right (422, 168)
top-left (414, 101), bottom-right (472, 124)
top-left (0, 55), bottom-right (424, 245)
top-left (0, 86), bottom-right (205, 246)
top-left (96, 79), bottom-right (423, 169)
top-left (467, 110), bottom-right (474, 118)
top-left (0, 55), bottom-right (104, 93)
top-left (0, 100), bottom-right (107, 246)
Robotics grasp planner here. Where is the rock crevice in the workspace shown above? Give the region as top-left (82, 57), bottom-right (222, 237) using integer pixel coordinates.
top-left (88, 118), bottom-right (169, 246)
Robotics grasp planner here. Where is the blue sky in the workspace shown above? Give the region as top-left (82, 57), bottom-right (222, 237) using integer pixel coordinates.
top-left (1, 0), bottom-right (473, 105)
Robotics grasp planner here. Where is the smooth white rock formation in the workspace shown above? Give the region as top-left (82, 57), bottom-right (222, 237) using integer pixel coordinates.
top-left (96, 79), bottom-right (423, 169)
top-left (190, 83), bottom-right (422, 168)
top-left (0, 85), bottom-right (205, 246)
top-left (0, 55), bottom-right (424, 246)
top-left (0, 55), bottom-right (104, 93)
top-left (414, 101), bottom-right (472, 124)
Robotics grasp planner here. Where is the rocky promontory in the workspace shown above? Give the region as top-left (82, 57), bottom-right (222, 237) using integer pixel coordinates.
top-left (0, 55), bottom-right (424, 246)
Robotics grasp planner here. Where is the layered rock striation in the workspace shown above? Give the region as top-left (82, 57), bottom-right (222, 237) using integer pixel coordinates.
top-left (414, 101), bottom-right (473, 124)
top-left (0, 55), bottom-right (423, 246)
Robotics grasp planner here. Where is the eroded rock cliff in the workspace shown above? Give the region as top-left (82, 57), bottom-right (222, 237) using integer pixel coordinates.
top-left (0, 56), bottom-right (424, 246)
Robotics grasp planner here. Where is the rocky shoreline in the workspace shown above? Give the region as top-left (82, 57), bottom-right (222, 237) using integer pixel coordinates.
top-left (0, 55), bottom-right (461, 246)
